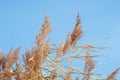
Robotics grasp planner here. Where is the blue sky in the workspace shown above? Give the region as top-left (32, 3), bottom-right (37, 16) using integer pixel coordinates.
top-left (0, 0), bottom-right (120, 79)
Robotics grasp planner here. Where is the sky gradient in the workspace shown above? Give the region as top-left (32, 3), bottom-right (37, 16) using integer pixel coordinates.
top-left (0, 0), bottom-right (120, 79)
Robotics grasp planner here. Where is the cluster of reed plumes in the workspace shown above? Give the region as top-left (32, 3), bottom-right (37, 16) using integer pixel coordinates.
top-left (0, 14), bottom-right (119, 80)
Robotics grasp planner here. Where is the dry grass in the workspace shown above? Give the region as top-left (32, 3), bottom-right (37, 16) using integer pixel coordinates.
top-left (0, 14), bottom-right (119, 80)
top-left (107, 68), bottom-right (120, 80)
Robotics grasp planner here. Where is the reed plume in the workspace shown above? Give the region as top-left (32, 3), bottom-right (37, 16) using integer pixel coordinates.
top-left (107, 68), bottom-right (120, 80)
top-left (57, 14), bottom-right (83, 57)
top-left (64, 14), bottom-right (82, 52)
top-left (82, 45), bottom-right (94, 80)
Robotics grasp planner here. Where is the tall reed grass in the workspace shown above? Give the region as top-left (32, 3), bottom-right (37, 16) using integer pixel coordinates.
top-left (0, 14), bottom-right (119, 80)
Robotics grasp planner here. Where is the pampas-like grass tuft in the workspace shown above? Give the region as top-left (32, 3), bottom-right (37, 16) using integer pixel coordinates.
top-left (0, 14), bottom-right (119, 80)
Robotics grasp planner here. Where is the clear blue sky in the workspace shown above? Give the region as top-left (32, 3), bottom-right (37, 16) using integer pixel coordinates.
top-left (0, 0), bottom-right (120, 79)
